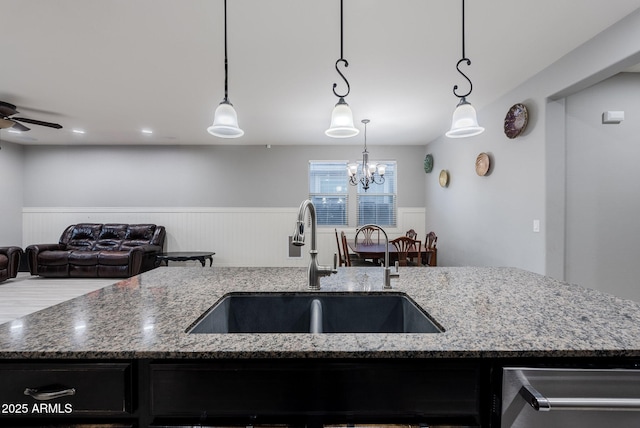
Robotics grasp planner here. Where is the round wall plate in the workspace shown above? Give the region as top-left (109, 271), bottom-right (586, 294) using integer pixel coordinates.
top-left (504, 103), bottom-right (529, 139)
top-left (424, 154), bottom-right (434, 173)
top-left (475, 152), bottom-right (490, 176)
top-left (439, 170), bottom-right (449, 187)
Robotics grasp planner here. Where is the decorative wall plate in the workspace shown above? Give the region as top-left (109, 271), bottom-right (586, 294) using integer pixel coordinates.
top-left (439, 170), bottom-right (449, 187)
top-left (475, 152), bottom-right (490, 176)
top-left (423, 154), bottom-right (434, 173)
top-left (504, 103), bottom-right (529, 139)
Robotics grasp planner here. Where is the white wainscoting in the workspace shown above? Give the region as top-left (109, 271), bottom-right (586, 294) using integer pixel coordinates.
top-left (22, 207), bottom-right (426, 267)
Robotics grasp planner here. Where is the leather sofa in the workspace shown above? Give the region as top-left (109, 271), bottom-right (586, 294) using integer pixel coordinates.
top-left (26, 223), bottom-right (166, 278)
top-left (0, 246), bottom-right (22, 282)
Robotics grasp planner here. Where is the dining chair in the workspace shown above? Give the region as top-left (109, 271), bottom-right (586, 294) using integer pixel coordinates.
top-left (390, 236), bottom-right (422, 266)
top-left (405, 229), bottom-right (417, 240)
top-left (341, 231), bottom-right (376, 267)
top-left (356, 225), bottom-right (380, 245)
top-left (334, 228), bottom-right (346, 267)
top-left (424, 231), bottom-right (438, 266)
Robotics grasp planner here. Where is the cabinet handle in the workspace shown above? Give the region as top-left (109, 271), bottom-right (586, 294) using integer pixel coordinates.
top-left (24, 387), bottom-right (76, 401)
top-left (519, 384), bottom-right (640, 412)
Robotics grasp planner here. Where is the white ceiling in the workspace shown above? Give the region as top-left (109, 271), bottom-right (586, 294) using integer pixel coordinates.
top-left (1, 0), bottom-right (640, 146)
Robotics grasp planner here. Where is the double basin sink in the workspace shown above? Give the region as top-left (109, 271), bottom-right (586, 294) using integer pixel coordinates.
top-left (187, 291), bottom-right (443, 334)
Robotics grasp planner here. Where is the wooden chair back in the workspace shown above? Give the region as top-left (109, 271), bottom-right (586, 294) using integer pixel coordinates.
top-left (390, 236), bottom-right (422, 266)
top-left (405, 229), bottom-right (417, 239)
top-left (356, 225), bottom-right (380, 245)
top-left (340, 231), bottom-right (353, 267)
top-left (424, 231), bottom-right (438, 266)
top-left (334, 228), bottom-right (346, 267)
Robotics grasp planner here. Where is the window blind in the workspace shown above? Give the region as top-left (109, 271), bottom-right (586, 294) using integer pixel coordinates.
top-left (309, 162), bottom-right (348, 226)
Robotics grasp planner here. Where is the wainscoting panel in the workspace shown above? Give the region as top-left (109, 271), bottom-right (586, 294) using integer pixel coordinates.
top-left (22, 207), bottom-right (425, 267)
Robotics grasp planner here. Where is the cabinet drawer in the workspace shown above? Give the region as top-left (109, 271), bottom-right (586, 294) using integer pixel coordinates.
top-left (0, 363), bottom-right (132, 417)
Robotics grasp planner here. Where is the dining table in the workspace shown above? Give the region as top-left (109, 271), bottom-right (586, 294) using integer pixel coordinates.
top-left (348, 240), bottom-right (424, 265)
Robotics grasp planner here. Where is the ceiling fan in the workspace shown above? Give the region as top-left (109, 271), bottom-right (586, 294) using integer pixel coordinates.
top-left (0, 101), bottom-right (63, 132)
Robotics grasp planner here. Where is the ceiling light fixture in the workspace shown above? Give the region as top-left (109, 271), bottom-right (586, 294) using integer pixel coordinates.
top-left (207, 0), bottom-right (244, 138)
top-left (325, 0), bottom-right (359, 138)
top-left (347, 119), bottom-right (385, 192)
top-left (445, 0), bottom-right (484, 139)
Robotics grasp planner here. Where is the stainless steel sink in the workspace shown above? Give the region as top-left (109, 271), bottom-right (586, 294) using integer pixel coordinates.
top-left (187, 292), bottom-right (443, 334)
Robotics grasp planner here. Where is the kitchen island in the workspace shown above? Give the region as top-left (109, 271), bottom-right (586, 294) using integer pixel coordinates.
top-left (1, 266), bottom-right (640, 427)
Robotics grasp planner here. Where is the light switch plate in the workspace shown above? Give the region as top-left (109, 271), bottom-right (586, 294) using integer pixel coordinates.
top-left (533, 219), bottom-right (540, 233)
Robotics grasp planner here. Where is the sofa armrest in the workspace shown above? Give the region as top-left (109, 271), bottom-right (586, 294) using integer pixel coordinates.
top-left (25, 244), bottom-right (66, 275)
top-left (0, 246), bottom-right (23, 278)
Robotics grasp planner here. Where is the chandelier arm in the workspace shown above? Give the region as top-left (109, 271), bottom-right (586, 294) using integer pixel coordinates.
top-left (332, 59), bottom-right (351, 98)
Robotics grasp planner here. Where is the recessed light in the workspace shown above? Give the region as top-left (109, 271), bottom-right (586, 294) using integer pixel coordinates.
top-left (141, 129), bottom-right (153, 134)
top-left (72, 129), bottom-right (85, 134)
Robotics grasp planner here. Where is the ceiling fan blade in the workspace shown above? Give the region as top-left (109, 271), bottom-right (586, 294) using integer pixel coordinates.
top-left (0, 101), bottom-right (19, 117)
top-left (11, 121), bottom-right (31, 132)
top-left (12, 117), bottom-right (62, 129)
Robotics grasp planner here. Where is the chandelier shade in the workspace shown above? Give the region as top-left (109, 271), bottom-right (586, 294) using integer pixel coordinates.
top-left (325, 97), bottom-right (359, 138)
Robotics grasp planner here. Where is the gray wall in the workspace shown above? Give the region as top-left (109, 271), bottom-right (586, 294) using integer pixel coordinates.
top-left (0, 141), bottom-right (23, 245)
top-left (565, 72), bottom-right (640, 301)
top-left (22, 144), bottom-right (425, 208)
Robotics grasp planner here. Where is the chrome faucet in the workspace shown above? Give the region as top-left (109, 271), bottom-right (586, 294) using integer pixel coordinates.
top-left (356, 224), bottom-right (399, 289)
top-left (292, 199), bottom-right (337, 290)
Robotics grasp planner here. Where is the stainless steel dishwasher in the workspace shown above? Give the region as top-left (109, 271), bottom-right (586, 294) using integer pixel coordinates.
top-left (501, 367), bottom-right (640, 427)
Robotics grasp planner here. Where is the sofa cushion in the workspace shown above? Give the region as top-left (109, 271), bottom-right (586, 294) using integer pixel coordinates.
top-left (38, 250), bottom-right (70, 266)
top-left (122, 224), bottom-right (157, 249)
top-left (68, 250), bottom-right (99, 266)
top-left (67, 224), bottom-right (102, 250)
top-left (94, 224), bottom-right (128, 251)
top-left (98, 250), bottom-right (131, 266)
top-left (0, 254), bottom-right (7, 270)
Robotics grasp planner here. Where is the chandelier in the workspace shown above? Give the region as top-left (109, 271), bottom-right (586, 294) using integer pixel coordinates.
top-left (347, 119), bottom-right (386, 192)
top-left (445, 0), bottom-right (484, 138)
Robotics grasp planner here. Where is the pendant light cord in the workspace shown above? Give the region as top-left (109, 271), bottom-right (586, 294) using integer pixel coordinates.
top-left (223, 0), bottom-right (229, 102)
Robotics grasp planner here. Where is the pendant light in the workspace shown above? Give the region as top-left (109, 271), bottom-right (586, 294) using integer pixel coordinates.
top-left (325, 0), bottom-right (359, 138)
top-left (445, 0), bottom-right (484, 138)
top-left (207, 0), bottom-right (244, 138)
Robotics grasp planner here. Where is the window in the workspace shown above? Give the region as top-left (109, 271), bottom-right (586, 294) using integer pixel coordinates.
top-left (357, 162), bottom-right (396, 227)
top-left (309, 161), bottom-right (397, 227)
top-left (309, 162), bottom-right (348, 226)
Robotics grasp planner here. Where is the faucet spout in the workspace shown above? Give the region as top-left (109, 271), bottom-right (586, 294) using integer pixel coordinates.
top-left (356, 224), bottom-right (399, 289)
top-left (293, 199), bottom-right (337, 290)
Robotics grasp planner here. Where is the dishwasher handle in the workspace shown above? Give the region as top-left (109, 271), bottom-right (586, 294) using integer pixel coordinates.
top-left (519, 384), bottom-right (640, 412)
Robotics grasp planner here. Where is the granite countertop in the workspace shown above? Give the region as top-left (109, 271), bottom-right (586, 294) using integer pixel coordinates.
top-left (1, 266), bottom-right (640, 359)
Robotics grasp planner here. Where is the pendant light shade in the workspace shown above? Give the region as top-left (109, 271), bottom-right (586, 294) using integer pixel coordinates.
top-left (445, 98), bottom-right (484, 138)
top-left (207, 100), bottom-right (244, 138)
top-left (325, 97), bottom-right (359, 138)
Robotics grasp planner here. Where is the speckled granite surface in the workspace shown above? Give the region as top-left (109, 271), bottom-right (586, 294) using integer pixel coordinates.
top-left (1, 266), bottom-right (640, 359)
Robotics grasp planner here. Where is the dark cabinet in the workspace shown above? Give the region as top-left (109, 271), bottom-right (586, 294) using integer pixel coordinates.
top-left (149, 359), bottom-right (483, 427)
